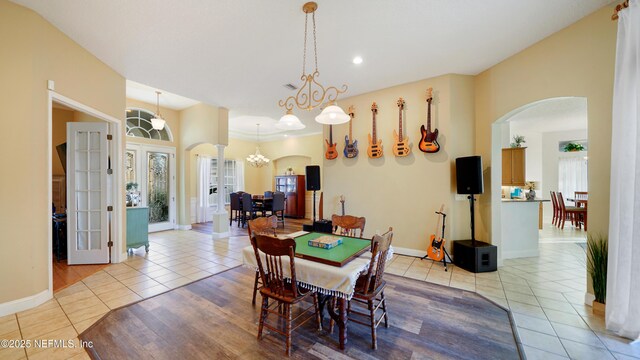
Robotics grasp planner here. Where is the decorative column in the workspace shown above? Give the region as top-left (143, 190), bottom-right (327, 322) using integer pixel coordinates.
top-left (211, 144), bottom-right (230, 238)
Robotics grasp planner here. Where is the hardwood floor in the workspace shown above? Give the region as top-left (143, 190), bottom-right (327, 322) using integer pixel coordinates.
top-left (52, 257), bottom-right (108, 292)
top-left (81, 266), bottom-right (522, 359)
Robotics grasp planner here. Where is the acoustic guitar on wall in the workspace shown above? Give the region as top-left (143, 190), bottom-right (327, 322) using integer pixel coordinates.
top-left (392, 97), bottom-right (411, 157)
top-left (324, 125), bottom-right (338, 160)
top-left (343, 106), bottom-right (359, 158)
top-left (367, 102), bottom-right (383, 158)
top-left (418, 88), bottom-right (440, 153)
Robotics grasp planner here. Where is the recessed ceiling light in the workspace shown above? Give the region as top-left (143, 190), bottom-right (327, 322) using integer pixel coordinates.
top-left (352, 56), bottom-right (363, 65)
top-left (284, 134), bottom-right (288, 137)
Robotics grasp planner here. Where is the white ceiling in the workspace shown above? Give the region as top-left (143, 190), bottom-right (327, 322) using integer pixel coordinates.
top-left (13, 0), bottom-right (611, 138)
top-left (509, 97), bottom-right (588, 133)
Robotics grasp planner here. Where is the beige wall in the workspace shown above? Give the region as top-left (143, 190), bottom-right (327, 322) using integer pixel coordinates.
top-left (322, 74), bottom-right (475, 252)
top-left (0, 0), bottom-right (125, 304)
top-left (178, 104), bottom-right (228, 225)
top-left (474, 6), bottom-right (616, 245)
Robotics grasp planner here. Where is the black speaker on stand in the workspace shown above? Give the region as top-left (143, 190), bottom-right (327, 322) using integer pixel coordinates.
top-left (452, 156), bottom-right (497, 273)
top-left (302, 166), bottom-right (332, 233)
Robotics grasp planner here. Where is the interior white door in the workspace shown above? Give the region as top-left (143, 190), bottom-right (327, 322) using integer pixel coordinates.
top-left (67, 122), bottom-right (110, 264)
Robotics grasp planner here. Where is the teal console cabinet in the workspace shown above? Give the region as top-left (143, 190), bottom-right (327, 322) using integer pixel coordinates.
top-left (126, 207), bottom-right (149, 253)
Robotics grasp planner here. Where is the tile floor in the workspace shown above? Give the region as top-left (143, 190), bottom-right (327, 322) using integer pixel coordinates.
top-left (1, 224), bottom-right (638, 359)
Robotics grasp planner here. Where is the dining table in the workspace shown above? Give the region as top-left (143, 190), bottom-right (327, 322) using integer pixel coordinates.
top-left (566, 197), bottom-right (588, 208)
top-left (242, 231), bottom-right (391, 350)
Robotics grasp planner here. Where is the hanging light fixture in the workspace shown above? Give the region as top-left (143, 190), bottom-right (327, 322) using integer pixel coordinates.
top-left (277, 2), bottom-right (349, 127)
top-left (246, 124), bottom-right (270, 167)
top-left (151, 91), bottom-right (166, 130)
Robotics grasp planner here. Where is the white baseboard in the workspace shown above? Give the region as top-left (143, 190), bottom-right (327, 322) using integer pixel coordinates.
top-left (177, 224), bottom-right (192, 230)
top-left (584, 292), bottom-right (595, 306)
top-left (0, 289), bottom-right (52, 317)
top-left (211, 232), bottom-right (230, 239)
top-left (393, 246), bottom-right (427, 258)
top-left (502, 249), bottom-right (539, 260)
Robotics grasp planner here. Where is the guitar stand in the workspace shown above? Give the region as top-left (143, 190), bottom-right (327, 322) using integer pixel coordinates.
top-left (421, 247), bottom-right (453, 271)
top-left (421, 210), bottom-right (453, 271)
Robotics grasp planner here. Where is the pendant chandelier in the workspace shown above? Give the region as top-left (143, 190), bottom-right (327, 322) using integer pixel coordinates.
top-left (151, 91), bottom-right (166, 130)
top-left (276, 2), bottom-right (350, 128)
top-left (246, 124), bottom-right (270, 167)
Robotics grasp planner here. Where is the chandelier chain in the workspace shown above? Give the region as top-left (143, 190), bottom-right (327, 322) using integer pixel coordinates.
top-left (303, 13), bottom-right (308, 77)
top-left (312, 11), bottom-right (318, 72)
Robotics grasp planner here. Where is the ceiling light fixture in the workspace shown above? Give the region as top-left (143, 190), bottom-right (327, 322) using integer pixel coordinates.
top-left (352, 56), bottom-right (363, 65)
top-left (277, 2), bottom-right (349, 127)
top-left (151, 91), bottom-right (166, 130)
top-left (246, 124), bottom-right (270, 168)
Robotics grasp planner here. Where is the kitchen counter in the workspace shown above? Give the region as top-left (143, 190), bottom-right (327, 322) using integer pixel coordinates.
top-left (501, 198), bottom-right (549, 202)
top-left (500, 199), bottom-right (548, 259)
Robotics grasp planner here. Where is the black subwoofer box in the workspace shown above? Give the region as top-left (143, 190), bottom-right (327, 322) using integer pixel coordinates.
top-left (302, 220), bottom-right (333, 234)
top-left (453, 240), bottom-right (497, 273)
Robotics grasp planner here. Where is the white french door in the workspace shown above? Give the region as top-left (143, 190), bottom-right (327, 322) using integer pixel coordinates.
top-left (126, 144), bottom-right (176, 232)
top-left (67, 122), bottom-right (110, 264)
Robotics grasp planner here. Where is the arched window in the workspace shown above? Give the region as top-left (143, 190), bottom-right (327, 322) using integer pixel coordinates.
top-left (125, 108), bottom-right (172, 141)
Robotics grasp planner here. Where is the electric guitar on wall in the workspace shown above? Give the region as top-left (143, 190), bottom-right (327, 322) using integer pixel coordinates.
top-left (324, 125), bottom-right (338, 160)
top-left (418, 88), bottom-right (440, 153)
top-left (367, 102), bottom-right (383, 158)
top-left (343, 106), bottom-right (359, 158)
top-left (392, 97), bottom-right (411, 157)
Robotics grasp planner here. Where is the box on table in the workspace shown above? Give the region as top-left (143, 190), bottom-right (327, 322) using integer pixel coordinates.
top-left (308, 235), bottom-right (343, 249)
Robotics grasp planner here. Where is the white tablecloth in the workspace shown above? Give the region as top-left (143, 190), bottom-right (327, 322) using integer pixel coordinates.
top-left (242, 231), bottom-right (392, 299)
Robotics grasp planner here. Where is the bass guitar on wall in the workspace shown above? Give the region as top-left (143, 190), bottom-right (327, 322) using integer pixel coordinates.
top-left (418, 87), bottom-right (440, 153)
top-left (367, 102), bottom-right (383, 158)
top-left (392, 97), bottom-right (411, 157)
top-left (324, 125), bottom-right (338, 160)
top-left (343, 106), bottom-right (359, 158)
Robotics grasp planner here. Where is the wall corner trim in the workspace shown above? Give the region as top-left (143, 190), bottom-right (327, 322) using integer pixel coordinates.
top-left (584, 292), bottom-right (595, 306)
top-left (0, 289), bottom-right (52, 317)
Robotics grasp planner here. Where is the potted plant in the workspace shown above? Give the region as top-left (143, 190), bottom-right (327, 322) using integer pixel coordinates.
top-left (587, 233), bottom-right (608, 315)
top-left (563, 142), bottom-right (585, 152)
top-left (510, 135), bottom-right (526, 148)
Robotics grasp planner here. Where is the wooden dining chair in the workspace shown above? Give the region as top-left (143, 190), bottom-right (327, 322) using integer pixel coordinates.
top-left (550, 191), bottom-right (559, 227)
top-left (557, 192), bottom-right (587, 230)
top-left (331, 214), bottom-right (366, 238)
top-left (332, 227), bottom-right (393, 349)
top-left (251, 234), bottom-right (321, 356)
top-left (575, 191), bottom-right (588, 208)
top-left (247, 216), bottom-right (277, 305)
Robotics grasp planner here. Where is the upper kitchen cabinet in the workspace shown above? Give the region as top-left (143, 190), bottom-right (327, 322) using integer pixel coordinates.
top-left (502, 148), bottom-right (526, 186)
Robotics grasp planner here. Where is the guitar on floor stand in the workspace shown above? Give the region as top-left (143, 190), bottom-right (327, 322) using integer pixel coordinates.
top-left (421, 205), bottom-right (453, 271)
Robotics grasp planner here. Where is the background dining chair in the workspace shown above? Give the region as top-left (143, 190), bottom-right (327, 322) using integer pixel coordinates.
top-left (331, 214), bottom-right (366, 238)
top-left (575, 191), bottom-right (588, 208)
top-left (271, 192), bottom-right (286, 228)
top-left (241, 192), bottom-right (257, 226)
top-left (330, 227), bottom-right (393, 349)
top-left (264, 191), bottom-right (273, 199)
top-left (251, 234), bottom-right (321, 356)
top-left (247, 216), bottom-right (277, 305)
top-left (550, 191), bottom-right (559, 227)
top-left (557, 192), bottom-right (587, 230)
top-left (229, 192), bottom-right (242, 227)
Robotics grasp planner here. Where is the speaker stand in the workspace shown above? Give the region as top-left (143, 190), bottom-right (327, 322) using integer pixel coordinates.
top-left (312, 190), bottom-right (317, 222)
top-left (468, 194), bottom-right (476, 246)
